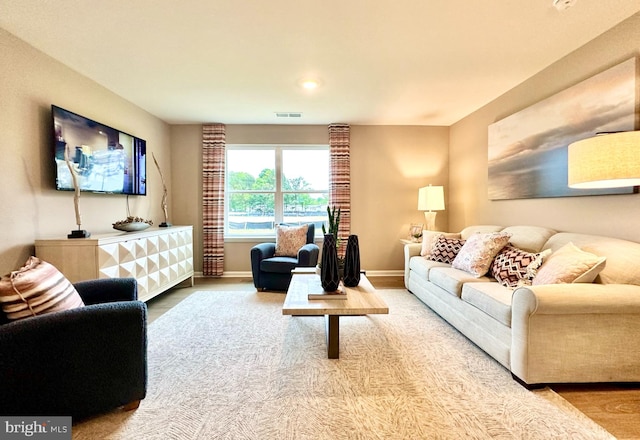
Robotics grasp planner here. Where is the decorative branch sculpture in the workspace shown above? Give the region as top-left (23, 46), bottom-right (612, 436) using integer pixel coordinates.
top-left (64, 145), bottom-right (90, 238)
top-left (152, 152), bottom-right (171, 227)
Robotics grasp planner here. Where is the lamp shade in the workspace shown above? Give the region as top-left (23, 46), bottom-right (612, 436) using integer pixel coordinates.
top-left (568, 131), bottom-right (640, 189)
top-left (417, 185), bottom-right (445, 211)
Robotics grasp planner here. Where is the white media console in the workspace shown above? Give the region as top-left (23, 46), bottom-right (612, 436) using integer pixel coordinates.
top-left (35, 225), bottom-right (194, 302)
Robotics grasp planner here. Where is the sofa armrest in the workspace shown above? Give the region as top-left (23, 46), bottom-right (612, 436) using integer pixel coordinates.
top-left (0, 301), bottom-right (147, 418)
top-left (74, 277), bottom-right (138, 305)
top-left (511, 283), bottom-right (640, 385)
top-left (512, 283), bottom-right (640, 315)
top-left (403, 243), bottom-right (422, 290)
top-left (298, 243), bottom-right (320, 267)
top-left (251, 242), bottom-right (276, 261)
top-left (250, 243), bottom-right (277, 288)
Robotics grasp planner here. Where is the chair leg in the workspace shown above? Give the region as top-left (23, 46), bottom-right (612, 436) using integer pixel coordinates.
top-left (122, 400), bottom-right (141, 411)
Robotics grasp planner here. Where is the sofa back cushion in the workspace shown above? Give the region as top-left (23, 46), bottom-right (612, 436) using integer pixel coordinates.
top-left (460, 225), bottom-right (503, 240)
top-left (500, 225), bottom-right (557, 253)
top-left (542, 233), bottom-right (640, 285)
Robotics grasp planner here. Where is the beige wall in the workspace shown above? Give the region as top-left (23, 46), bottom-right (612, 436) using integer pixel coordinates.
top-left (170, 124), bottom-right (449, 274)
top-left (449, 13), bottom-right (640, 242)
top-left (0, 29), bottom-right (171, 274)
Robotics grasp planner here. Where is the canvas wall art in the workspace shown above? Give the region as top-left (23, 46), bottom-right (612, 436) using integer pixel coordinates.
top-left (488, 57), bottom-right (637, 200)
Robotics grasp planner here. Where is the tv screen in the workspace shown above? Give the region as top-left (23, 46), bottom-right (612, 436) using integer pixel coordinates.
top-left (52, 105), bottom-right (147, 195)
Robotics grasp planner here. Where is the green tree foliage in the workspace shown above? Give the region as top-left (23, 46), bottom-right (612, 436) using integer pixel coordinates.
top-left (228, 169), bottom-right (328, 214)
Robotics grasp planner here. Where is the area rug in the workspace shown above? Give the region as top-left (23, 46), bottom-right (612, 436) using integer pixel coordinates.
top-left (73, 290), bottom-right (614, 439)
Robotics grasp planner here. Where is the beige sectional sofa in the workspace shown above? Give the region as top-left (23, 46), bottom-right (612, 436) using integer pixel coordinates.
top-left (404, 225), bottom-right (640, 386)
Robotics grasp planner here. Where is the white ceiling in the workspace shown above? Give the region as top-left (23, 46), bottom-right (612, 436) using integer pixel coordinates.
top-left (1, 1), bottom-right (640, 126)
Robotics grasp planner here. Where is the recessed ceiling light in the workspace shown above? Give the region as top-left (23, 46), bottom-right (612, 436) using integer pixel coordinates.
top-left (300, 79), bottom-right (320, 90)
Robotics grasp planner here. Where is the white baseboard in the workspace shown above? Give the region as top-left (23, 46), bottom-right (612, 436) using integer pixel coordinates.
top-left (194, 270), bottom-right (404, 278)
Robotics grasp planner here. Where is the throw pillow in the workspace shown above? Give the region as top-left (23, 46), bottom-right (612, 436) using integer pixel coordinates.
top-left (0, 256), bottom-right (84, 321)
top-left (421, 231), bottom-right (461, 258)
top-left (452, 232), bottom-right (512, 277)
top-left (532, 242), bottom-right (607, 285)
top-left (275, 224), bottom-right (309, 257)
top-left (492, 245), bottom-right (551, 288)
top-left (428, 235), bottom-right (467, 264)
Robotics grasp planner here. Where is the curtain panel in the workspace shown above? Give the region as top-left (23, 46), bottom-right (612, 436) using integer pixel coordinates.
top-left (328, 123), bottom-right (351, 256)
top-left (202, 123), bottom-right (226, 276)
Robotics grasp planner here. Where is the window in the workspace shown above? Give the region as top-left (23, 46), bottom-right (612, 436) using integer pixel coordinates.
top-left (225, 145), bottom-right (329, 237)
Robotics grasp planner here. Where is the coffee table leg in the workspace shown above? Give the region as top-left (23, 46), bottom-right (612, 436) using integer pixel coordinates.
top-left (326, 315), bottom-right (340, 359)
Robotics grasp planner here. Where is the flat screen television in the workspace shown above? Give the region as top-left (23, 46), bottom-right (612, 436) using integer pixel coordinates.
top-left (52, 105), bottom-right (147, 195)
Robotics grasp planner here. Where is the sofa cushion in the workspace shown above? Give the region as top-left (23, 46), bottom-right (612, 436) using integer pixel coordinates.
top-left (428, 235), bottom-right (466, 264)
top-left (542, 232), bottom-right (640, 285)
top-left (461, 282), bottom-right (512, 327)
top-left (421, 231), bottom-right (460, 257)
top-left (492, 245), bottom-right (551, 288)
top-left (500, 225), bottom-right (557, 253)
top-left (429, 267), bottom-right (493, 298)
top-left (409, 256), bottom-right (450, 281)
top-left (261, 256), bottom-right (298, 274)
top-left (275, 224), bottom-right (309, 257)
top-left (460, 225), bottom-right (503, 240)
top-left (452, 232), bottom-right (511, 277)
top-left (532, 242), bottom-right (606, 285)
top-left (0, 256), bottom-right (84, 321)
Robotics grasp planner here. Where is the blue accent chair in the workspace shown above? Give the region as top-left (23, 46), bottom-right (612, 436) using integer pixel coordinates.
top-left (0, 278), bottom-right (147, 419)
top-left (250, 224), bottom-right (320, 291)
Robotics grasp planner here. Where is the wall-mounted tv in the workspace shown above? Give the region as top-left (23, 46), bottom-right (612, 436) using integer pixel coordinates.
top-left (52, 105), bottom-right (147, 195)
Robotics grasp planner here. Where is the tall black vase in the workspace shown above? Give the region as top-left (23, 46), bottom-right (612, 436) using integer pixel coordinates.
top-left (320, 234), bottom-right (340, 292)
top-left (343, 235), bottom-right (361, 287)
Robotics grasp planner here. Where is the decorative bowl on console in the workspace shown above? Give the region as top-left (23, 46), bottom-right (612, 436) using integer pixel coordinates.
top-left (113, 217), bottom-right (153, 232)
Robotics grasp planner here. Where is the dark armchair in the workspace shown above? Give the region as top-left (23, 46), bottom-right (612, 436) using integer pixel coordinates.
top-left (251, 223), bottom-right (320, 291)
top-left (0, 277), bottom-right (147, 419)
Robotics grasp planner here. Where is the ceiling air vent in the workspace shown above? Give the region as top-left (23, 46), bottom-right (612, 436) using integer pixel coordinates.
top-left (275, 112), bottom-right (302, 118)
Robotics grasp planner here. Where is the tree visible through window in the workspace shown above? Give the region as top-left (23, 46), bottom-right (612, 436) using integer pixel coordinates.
top-left (225, 145), bottom-right (329, 236)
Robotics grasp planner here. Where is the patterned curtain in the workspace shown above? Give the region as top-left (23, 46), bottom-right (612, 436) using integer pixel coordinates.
top-left (202, 123), bottom-right (226, 276)
top-left (328, 123), bottom-right (351, 256)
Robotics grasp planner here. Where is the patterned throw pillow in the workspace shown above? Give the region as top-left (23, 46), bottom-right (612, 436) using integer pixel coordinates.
top-left (0, 256), bottom-right (84, 321)
top-left (421, 231), bottom-right (461, 258)
top-left (532, 242), bottom-right (606, 285)
top-left (452, 232), bottom-right (512, 277)
top-left (428, 235), bottom-right (467, 264)
top-left (275, 224), bottom-right (309, 257)
top-left (492, 245), bottom-right (551, 288)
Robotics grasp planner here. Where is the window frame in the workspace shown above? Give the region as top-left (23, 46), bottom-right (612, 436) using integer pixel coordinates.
top-left (224, 144), bottom-right (329, 241)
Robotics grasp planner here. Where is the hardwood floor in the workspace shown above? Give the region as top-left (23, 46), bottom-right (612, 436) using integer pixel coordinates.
top-left (147, 276), bottom-right (640, 439)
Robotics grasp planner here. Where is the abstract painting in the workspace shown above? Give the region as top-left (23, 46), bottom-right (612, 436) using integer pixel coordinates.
top-left (488, 57), bottom-right (637, 200)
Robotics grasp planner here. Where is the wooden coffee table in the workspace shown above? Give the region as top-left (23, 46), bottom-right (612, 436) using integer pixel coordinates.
top-left (282, 270), bottom-right (389, 359)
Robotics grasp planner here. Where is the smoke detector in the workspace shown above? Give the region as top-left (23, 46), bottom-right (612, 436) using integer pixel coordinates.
top-left (553, 0), bottom-right (577, 10)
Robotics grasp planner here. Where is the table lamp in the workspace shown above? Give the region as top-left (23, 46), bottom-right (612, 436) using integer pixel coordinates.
top-left (418, 185), bottom-right (445, 230)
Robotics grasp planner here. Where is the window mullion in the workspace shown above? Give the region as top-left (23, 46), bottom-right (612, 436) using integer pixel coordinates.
top-left (275, 147), bottom-right (283, 224)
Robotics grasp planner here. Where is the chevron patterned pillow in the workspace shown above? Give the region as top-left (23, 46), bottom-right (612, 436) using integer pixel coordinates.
top-left (428, 235), bottom-right (466, 264)
top-left (0, 256), bottom-right (84, 321)
top-left (492, 245), bottom-right (551, 288)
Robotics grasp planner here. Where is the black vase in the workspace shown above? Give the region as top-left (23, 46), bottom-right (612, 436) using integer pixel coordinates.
top-left (343, 235), bottom-right (361, 287)
top-left (320, 234), bottom-right (340, 292)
